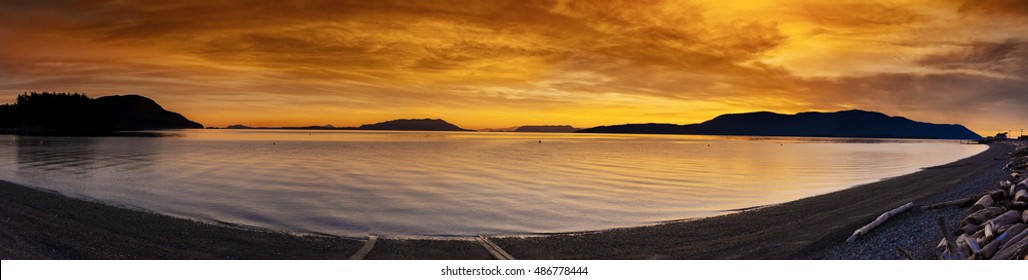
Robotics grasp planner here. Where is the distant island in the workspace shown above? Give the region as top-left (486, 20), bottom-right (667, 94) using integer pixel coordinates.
top-left (358, 119), bottom-right (471, 131)
top-left (0, 92), bottom-right (202, 135)
top-left (3, 93), bottom-right (982, 139)
top-left (514, 125), bottom-right (580, 132)
top-left (478, 125), bottom-right (580, 132)
top-left (223, 124), bottom-right (339, 130)
top-left (222, 119), bottom-right (472, 132)
top-left (578, 110), bottom-right (981, 139)
top-left (478, 126), bottom-right (521, 132)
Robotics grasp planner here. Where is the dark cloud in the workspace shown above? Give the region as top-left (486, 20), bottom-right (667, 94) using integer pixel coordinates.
top-left (793, 72), bottom-right (1028, 132)
top-left (955, 0), bottom-right (1028, 17)
top-left (918, 40), bottom-right (1028, 77)
top-left (792, 1), bottom-right (924, 28)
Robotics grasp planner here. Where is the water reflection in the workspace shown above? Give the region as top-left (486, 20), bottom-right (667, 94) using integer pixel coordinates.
top-left (17, 137), bottom-right (98, 176)
top-left (0, 131), bottom-right (988, 237)
top-left (15, 136), bottom-right (157, 177)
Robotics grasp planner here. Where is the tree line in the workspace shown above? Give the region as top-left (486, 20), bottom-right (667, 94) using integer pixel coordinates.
top-left (0, 91), bottom-right (120, 131)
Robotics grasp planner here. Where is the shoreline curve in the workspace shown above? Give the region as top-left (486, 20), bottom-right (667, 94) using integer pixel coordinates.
top-left (0, 143), bottom-right (1012, 259)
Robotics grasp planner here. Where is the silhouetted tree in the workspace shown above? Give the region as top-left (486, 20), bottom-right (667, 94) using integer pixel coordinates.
top-left (1, 91), bottom-right (202, 134)
top-left (2, 91), bottom-right (118, 131)
top-left (0, 103), bottom-right (15, 127)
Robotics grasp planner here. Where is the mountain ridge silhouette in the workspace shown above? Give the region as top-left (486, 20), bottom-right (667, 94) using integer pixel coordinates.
top-left (578, 109), bottom-right (981, 139)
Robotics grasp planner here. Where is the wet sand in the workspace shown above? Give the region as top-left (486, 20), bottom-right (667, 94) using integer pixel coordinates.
top-left (0, 143), bottom-right (1011, 259)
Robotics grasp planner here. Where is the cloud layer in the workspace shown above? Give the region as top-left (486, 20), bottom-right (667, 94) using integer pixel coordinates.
top-left (1, 0), bottom-right (1025, 133)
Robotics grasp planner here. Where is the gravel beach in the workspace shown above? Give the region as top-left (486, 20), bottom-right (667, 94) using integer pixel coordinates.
top-left (0, 143), bottom-right (1013, 259)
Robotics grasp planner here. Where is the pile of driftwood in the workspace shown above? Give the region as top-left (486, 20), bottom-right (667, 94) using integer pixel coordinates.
top-left (1005, 143), bottom-right (1028, 174)
top-left (930, 144), bottom-right (1028, 260)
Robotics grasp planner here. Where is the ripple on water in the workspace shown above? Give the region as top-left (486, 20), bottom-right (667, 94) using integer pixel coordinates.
top-left (0, 131), bottom-right (986, 237)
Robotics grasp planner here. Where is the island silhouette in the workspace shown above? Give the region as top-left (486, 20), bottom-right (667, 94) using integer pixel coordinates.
top-left (578, 110), bottom-right (981, 139)
top-left (223, 119), bottom-right (472, 132)
top-left (2, 92), bottom-right (983, 139)
top-left (357, 119), bottom-right (471, 131)
top-left (514, 125), bottom-right (580, 133)
top-left (1, 92), bottom-right (201, 135)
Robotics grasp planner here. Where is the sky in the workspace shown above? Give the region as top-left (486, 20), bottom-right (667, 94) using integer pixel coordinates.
top-left (1, 0), bottom-right (1026, 134)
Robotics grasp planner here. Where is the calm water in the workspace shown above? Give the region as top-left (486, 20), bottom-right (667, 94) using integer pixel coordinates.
top-left (0, 130), bottom-right (986, 237)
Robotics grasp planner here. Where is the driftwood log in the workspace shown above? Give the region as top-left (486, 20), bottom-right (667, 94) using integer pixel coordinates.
top-left (986, 210), bottom-right (1022, 229)
top-left (1011, 181), bottom-right (1027, 198)
top-left (1015, 189), bottom-right (1028, 203)
top-left (347, 236), bottom-right (378, 260)
top-left (1004, 224), bottom-right (1027, 241)
top-left (999, 228), bottom-right (1028, 251)
top-left (982, 223), bottom-right (996, 244)
top-left (991, 233), bottom-right (1028, 260)
top-left (1015, 179), bottom-right (1028, 194)
top-left (938, 217), bottom-right (964, 259)
top-left (971, 195), bottom-right (995, 212)
top-left (956, 234), bottom-right (974, 257)
top-left (846, 202), bottom-right (914, 243)
top-left (962, 207), bottom-right (1005, 227)
top-left (958, 223), bottom-right (978, 235)
top-left (990, 189), bottom-right (1008, 200)
top-left (979, 242), bottom-right (999, 259)
top-left (477, 236), bottom-right (515, 260)
top-left (895, 245), bottom-right (916, 260)
top-left (923, 196), bottom-right (979, 210)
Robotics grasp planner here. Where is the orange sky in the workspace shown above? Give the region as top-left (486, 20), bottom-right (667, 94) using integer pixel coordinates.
top-left (1, 0), bottom-right (1026, 134)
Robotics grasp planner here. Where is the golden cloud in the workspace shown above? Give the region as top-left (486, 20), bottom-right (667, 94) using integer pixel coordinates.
top-left (1, 0), bottom-right (1026, 133)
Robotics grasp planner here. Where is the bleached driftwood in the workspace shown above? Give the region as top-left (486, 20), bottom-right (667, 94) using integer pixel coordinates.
top-left (846, 202), bottom-right (914, 243)
top-left (983, 223), bottom-right (996, 244)
top-left (477, 236), bottom-right (515, 260)
top-left (348, 235), bottom-right (378, 260)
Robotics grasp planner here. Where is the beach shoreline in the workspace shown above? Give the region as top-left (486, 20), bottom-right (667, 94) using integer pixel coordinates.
top-left (0, 143), bottom-right (1013, 259)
